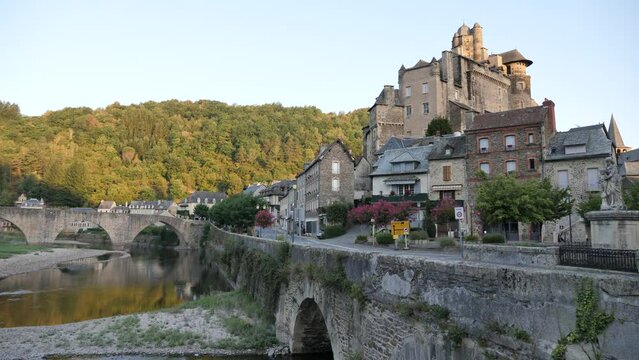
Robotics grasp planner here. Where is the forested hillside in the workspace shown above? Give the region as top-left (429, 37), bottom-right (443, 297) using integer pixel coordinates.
top-left (0, 100), bottom-right (368, 207)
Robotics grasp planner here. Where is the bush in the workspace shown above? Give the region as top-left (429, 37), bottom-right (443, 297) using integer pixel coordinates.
top-left (375, 232), bottom-right (394, 245)
top-left (465, 234), bottom-right (480, 242)
top-left (482, 233), bottom-right (505, 244)
top-left (409, 230), bottom-right (429, 240)
top-left (354, 235), bottom-right (368, 244)
top-left (322, 224), bottom-right (346, 239)
top-left (423, 217), bottom-right (436, 237)
top-left (438, 237), bottom-right (456, 248)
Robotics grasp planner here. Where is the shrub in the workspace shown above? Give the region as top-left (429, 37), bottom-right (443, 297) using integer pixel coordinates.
top-left (464, 234), bottom-right (480, 242)
top-left (354, 235), bottom-right (368, 244)
top-left (375, 232), bottom-right (394, 245)
top-left (409, 230), bottom-right (429, 240)
top-left (438, 237), bottom-right (456, 248)
top-left (322, 224), bottom-right (346, 239)
top-left (482, 233), bottom-right (505, 244)
top-left (423, 217), bottom-right (436, 237)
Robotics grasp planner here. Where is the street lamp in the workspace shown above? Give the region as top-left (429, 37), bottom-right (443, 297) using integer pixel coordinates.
top-left (567, 189), bottom-right (573, 243)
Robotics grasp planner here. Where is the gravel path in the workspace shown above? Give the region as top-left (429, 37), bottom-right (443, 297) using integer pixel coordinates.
top-left (0, 248), bottom-right (121, 279)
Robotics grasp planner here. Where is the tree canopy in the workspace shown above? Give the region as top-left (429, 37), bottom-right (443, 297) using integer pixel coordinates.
top-left (0, 100), bottom-right (368, 207)
top-left (476, 176), bottom-right (572, 225)
top-left (209, 193), bottom-right (266, 232)
top-left (425, 117), bottom-right (453, 136)
top-left (348, 200), bottom-right (417, 227)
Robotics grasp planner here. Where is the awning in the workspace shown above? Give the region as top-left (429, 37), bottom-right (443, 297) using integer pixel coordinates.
top-left (432, 184), bottom-right (463, 191)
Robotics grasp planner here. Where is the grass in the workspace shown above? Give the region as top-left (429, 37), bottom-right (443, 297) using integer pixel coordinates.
top-left (0, 240), bottom-right (50, 259)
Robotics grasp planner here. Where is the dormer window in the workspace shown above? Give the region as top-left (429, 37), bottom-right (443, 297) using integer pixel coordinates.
top-left (565, 145), bottom-right (586, 154)
top-left (445, 148), bottom-right (452, 155)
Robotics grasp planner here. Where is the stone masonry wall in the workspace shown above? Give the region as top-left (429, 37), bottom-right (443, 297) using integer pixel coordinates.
top-left (211, 227), bottom-right (639, 360)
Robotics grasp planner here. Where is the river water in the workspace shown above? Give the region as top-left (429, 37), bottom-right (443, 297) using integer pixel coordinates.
top-left (0, 248), bottom-right (230, 328)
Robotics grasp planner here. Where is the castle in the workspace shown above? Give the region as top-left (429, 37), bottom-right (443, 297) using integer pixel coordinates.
top-left (362, 23), bottom-right (537, 163)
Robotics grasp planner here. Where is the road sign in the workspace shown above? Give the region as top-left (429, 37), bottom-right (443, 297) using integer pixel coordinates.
top-left (391, 220), bottom-right (410, 236)
top-left (454, 207), bottom-right (464, 220)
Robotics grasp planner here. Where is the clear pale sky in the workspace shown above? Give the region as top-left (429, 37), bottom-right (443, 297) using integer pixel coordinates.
top-left (1, 1), bottom-right (637, 147)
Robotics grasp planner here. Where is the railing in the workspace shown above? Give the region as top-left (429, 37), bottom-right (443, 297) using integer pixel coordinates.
top-left (371, 193), bottom-right (429, 203)
top-left (559, 244), bottom-right (638, 273)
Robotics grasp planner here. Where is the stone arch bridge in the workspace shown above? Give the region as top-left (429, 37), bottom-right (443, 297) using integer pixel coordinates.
top-left (0, 207), bottom-right (202, 247)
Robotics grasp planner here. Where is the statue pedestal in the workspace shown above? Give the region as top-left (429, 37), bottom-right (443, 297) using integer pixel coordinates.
top-left (586, 210), bottom-right (639, 250)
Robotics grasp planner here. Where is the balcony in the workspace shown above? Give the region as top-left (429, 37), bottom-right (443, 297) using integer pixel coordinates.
top-left (371, 193), bottom-right (428, 203)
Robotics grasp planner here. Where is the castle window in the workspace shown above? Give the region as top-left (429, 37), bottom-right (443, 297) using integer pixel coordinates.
top-left (479, 138), bottom-right (489, 153)
top-left (528, 158), bottom-right (536, 170)
top-left (406, 106), bottom-right (412, 117)
top-left (422, 83), bottom-right (429, 94)
top-left (423, 102), bottom-right (429, 115)
top-left (506, 160), bottom-right (517, 174)
top-left (505, 135), bottom-right (516, 150)
top-left (405, 86), bottom-right (412, 98)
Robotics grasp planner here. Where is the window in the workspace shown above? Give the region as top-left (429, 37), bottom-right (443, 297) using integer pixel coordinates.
top-left (406, 106), bottom-right (412, 117)
top-left (422, 83), bottom-right (429, 94)
top-left (528, 133), bottom-right (534, 144)
top-left (445, 147), bottom-right (452, 155)
top-left (587, 168), bottom-right (599, 191)
top-left (331, 178), bottom-right (340, 192)
top-left (396, 184), bottom-right (415, 196)
top-left (423, 102), bottom-right (429, 115)
top-left (332, 161), bottom-right (340, 174)
top-left (528, 158), bottom-right (536, 170)
top-left (443, 166), bottom-right (451, 181)
top-left (479, 138), bottom-right (489, 153)
top-left (480, 162), bottom-right (490, 174)
top-left (405, 86), bottom-right (412, 98)
top-left (506, 160), bottom-right (516, 174)
top-left (505, 135), bottom-right (516, 150)
top-left (557, 170), bottom-right (569, 189)
top-left (565, 145), bottom-right (586, 154)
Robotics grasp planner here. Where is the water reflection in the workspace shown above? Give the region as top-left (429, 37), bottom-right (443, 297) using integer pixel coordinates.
top-left (0, 249), bottom-right (230, 328)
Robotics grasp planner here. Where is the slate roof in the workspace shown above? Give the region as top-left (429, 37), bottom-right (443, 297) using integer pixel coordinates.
top-left (370, 145), bottom-right (433, 177)
top-left (608, 115), bottom-right (627, 148)
top-left (375, 137), bottom-right (425, 155)
top-left (499, 49), bottom-right (533, 66)
top-left (97, 200), bottom-right (116, 210)
top-left (427, 135), bottom-right (467, 160)
top-left (619, 148), bottom-right (639, 164)
top-left (297, 139), bottom-right (355, 177)
top-left (129, 200), bottom-right (175, 210)
top-left (184, 191), bottom-right (227, 204)
top-left (468, 106), bottom-right (546, 131)
top-left (545, 124), bottom-right (612, 161)
top-left (243, 184), bottom-right (267, 196)
top-left (261, 180), bottom-right (295, 197)
top-left (371, 87), bottom-right (402, 108)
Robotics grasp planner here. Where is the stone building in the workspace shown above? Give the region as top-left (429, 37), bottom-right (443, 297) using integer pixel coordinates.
top-left (353, 157), bottom-right (371, 202)
top-left (465, 100), bottom-right (556, 240)
top-left (363, 22), bottom-right (536, 165)
top-left (295, 139), bottom-right (355, 235)
top-left (259, 180), bottom-right (295, 226)
top-left (177, 191), bottom-right (227, 217)
top-left (543, 124), bottom-right (614, 242)
top-left (425, 134), bottom-right (467, 203)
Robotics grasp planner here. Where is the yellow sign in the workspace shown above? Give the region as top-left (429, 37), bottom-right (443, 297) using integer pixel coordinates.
top-left (391, 221), bottom-right (410, 236)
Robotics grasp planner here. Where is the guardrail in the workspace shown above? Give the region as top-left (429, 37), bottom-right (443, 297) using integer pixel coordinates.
top-left (559, 244), bottom-right (638, 273)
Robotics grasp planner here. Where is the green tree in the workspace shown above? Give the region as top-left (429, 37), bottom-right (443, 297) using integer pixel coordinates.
top-left (623, 181), bottom-right (639, 210)
top-left (425, 117), bottom-right (453, 136)
top-left (326, 201), bottom-right (350, 226)
top-left (476, 176), bottom-right (572, 225)
top-left (209, 193), bottom-right (266, 232)
top-left (576, 194), bottom-right (602, 221)
top-left (194, 204), bottom-right (210, 219)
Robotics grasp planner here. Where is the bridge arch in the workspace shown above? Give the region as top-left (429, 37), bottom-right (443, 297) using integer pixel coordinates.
top-left (0, 215), bottom-right (29, 243)
top-left (130, 220), bottom-right (185, 247)
top-left (291, 298), bottom-right (334, 357)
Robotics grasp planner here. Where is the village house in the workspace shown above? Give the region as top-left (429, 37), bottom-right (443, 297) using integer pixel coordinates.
top-left (259, 180), bottom-right (295, 226)
top-left (20, 198), bottom-right (45, 209)
top-left (177, 191), bottom-right (227, 217)
top-left (465, 99), bottom-right (556, 240)
top-left (97, 200), bottom-right (116, 213)
top-left (295, 139), bottom-right (355, 235)
top-left (543, 123), bottom-right (614, 242)
top-left (128, 200), bottom-right (177, 216)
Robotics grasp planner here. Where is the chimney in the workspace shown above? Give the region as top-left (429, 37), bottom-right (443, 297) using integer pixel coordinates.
top-left (542, 98), bottom-right (556, 134)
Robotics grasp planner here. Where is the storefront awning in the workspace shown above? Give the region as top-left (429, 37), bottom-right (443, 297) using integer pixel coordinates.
top-left (431, 184), bottom-right (462, 191)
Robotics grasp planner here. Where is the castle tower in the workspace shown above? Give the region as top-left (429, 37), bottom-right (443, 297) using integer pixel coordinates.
top-left (451, 23), bottom-right (488, 62)
top-left (500, 49), bottom-right (535, 108)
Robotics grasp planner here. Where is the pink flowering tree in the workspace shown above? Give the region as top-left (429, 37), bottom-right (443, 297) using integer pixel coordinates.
top-left (255, 210), bottom-right (274, 236)
top-left (430, 198), bottom-right (456, 232)
top-left (348, 200), bottom-right (418, 229)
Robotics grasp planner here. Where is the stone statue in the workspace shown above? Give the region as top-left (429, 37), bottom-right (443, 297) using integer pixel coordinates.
top-left (600, 157), bottom-right (625, 210)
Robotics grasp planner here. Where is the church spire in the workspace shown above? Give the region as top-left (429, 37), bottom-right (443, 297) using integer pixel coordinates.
top-left (608, 114), bottom-right (631, 153)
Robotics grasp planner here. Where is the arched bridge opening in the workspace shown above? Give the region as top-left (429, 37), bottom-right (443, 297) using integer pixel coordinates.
top-left (131, 221), bottom-right (184, 248)
top-left (0, 216), bottom-right (28, 244)
top-left (292, 298), bottom-right (334, 358)
top-left (54, 220), bottom-right (111, 246)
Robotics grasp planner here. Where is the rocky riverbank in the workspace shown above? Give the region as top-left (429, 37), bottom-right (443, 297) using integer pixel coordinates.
top-left (0, 248), bottom-right (123, 279)
top-left (0, 249), bottom-right (282, 359)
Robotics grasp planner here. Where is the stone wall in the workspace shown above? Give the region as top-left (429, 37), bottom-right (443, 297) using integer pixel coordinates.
top-left (211, 226), bottom-right (639, 360)
top-left (463, 243), bottom-right (559, 267)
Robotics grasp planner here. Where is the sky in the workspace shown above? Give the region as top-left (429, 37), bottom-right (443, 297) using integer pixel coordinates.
top-left (1, 1), bottom-right (638, 147)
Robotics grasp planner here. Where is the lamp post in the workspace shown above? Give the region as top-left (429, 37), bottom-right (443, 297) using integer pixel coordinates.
top-left (567, 189), bottom-right (573, 243)
top-left (371, 218), bottom-right (376, 245)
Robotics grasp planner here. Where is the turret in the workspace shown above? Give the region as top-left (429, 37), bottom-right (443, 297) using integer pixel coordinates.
top-left (472, 23), bottom-right (485, 62)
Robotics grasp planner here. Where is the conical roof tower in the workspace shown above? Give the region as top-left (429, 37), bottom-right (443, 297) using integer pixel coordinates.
top-left (608, 114), bottom-right (631, 154)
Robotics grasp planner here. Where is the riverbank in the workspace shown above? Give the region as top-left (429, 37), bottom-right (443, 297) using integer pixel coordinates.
top-left (0, 290), bottom-right (278, 360)
top-left (0, 247), bottom-right (122, 279)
